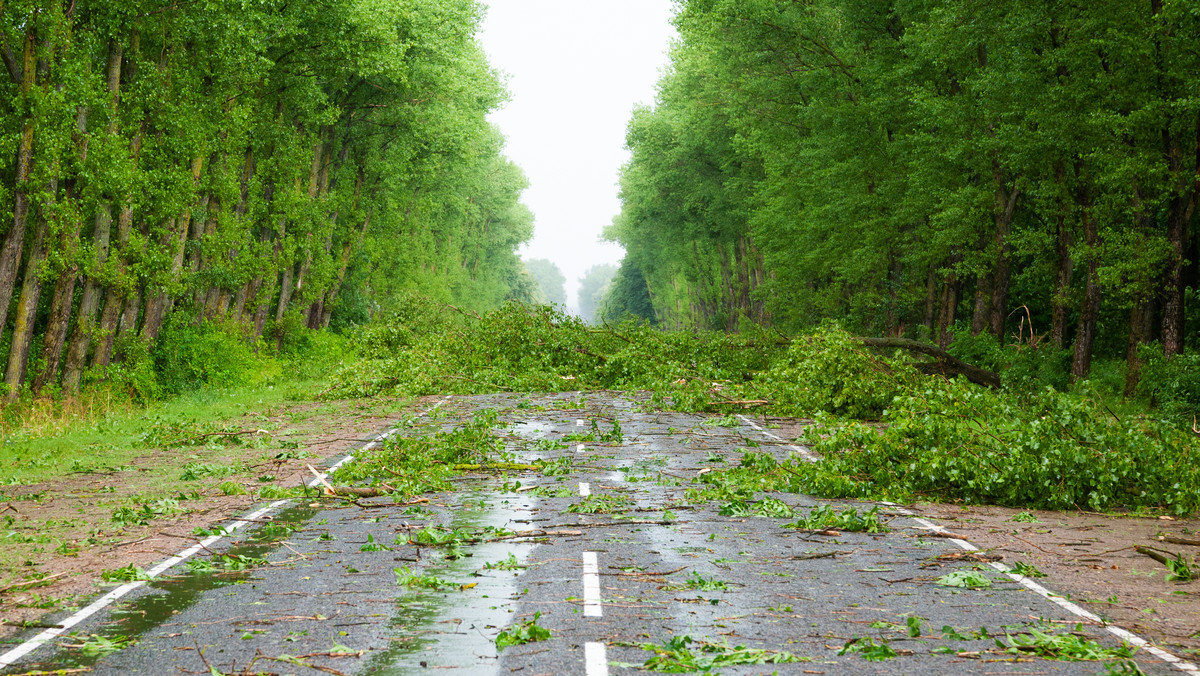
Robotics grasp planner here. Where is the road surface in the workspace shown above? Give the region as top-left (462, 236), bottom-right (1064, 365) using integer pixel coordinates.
top-left (1, 392), bottom-right (1191, 675)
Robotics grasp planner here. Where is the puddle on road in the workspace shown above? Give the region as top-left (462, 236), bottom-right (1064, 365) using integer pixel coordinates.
top-left (23, 503), bottom-right (324, 673)
top-left (509, 421), bottom-right (554, 438)
top-left (361, 491), bottom-right (537, 676)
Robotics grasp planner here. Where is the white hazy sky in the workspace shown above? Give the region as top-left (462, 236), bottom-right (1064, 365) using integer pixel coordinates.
top-left (477, 0), bottom-right (677, 310)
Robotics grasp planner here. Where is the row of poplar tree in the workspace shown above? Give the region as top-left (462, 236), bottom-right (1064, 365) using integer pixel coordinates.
top-left (0, 0), bottom-right (536, 400)
top-left (605, 0), bottom-right (1200, 392)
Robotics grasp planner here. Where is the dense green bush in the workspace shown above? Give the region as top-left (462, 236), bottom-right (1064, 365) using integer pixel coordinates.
top-left (1140, 349), bottom-right (1200, 429)
top-left (153, 315), bottom-right (263, 395)
top-left (947, 326), bottom-right (1072, 392)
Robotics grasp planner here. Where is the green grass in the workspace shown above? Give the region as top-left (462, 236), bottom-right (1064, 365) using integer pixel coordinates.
top-left (0, 378), bottom-right (328, 487)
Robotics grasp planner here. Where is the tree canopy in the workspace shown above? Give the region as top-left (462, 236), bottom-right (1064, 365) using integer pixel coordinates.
top-left (605, 0), bottom-right (1200, 391)
top-left (0, 0), bottom-right (532, 398)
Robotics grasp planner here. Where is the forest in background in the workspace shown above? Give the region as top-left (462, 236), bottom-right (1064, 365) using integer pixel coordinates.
top-left (0, 0), bottom-right (538, 404)
top-left (603, 0), bottom-right (1200, 400)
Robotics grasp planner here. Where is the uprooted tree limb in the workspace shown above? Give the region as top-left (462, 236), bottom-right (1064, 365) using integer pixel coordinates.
top-left (858, 337), bottom-right (1002, 388)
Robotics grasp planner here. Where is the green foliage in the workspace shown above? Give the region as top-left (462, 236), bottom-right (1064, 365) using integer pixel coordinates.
top-left (566, 494), bottom-right (634, 515)
top-left (793, 377), bottom-right (1200, 514)
top-left (63, 634), bottom-right (136, 657)
top-left (785, 505), bottom-right (889, 533)
top-left (360, 534), bottom-right (390, 552)
top-left (524, 259), bottom-right (567, 307)
top-left (494, 613), bottom-right (551, 650)
top-left (578, 264), bottom-right (619, 324)
top-left (1140, 351), bottom-right (1200, 429)
top-left (619, 635), bottom-right (803, 672)
top-left (393, 566), bottom-right (453, 590)
top-left (683, 572), bottom-right (729, 591)
top-left (756, 325), bottom-right (913, 419)
top-left (1011, 562), bottom-right (1047, 579)
top-left (998, 628), bottom-right (1136, 661)
top-left (99, 564), bottom-right (150, 583)
top-left (838, 637), bottom-right (897, 661)
top-left (328, 306), bottom-right (1200, 514)
top-left (154, 316), bottom-right (264, 396)
top-left (180, 463), bottom-right (237, 481)
top-left (331, 410), bottom-right (501, 496)
top-left (935, 571), bottom-right (993, 589)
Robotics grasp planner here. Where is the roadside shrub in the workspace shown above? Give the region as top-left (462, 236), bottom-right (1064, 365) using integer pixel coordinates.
top-left (947, 326), bottom-right (1071, 392)
top-left (1140, 349), bottom-right (1200, 429)
top-left (153, 314), bottom-right (261, 395)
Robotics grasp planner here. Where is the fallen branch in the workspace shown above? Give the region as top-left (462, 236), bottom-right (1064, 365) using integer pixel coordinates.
top-left (789, 551), bottom-right (849, 560)
top-left (0, 571), bottom-right (67, 595)
top-left (913, 529), bottom-right (972, 541)
top-left (1159, 535), bottom-right (1200, 547)
top-left (1135, 545), bottom-right (1174, 567)
top-left (452, 463), bottom-right (540, 472)
top-left (858, 337), bottom-right (1001, 388)
top-left (706, 400), bottom-right (770, 408)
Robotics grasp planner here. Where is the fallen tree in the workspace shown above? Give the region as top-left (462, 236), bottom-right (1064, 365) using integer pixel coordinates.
top-left (858, 337), bottom-right (1001, 389)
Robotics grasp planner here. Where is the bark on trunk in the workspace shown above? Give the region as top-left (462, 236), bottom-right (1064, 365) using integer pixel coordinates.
top-left (0, 31), bottom-right (37, 343)
top-left (1051, 212), bottom-right (1073, 349)
top-left (143, 157), bottom-right (205, 340)
top-left (3, 180), bottom-right (51, 399)
top-left (1071, 209), bottom-right (1101, 381)
top-left (923, 269), bottom-right (937, 330)
top-left (1124, 299), bottom-right (1153, 397)
top-left (92, 199), bottom-right (136, 371)
top-left (970, 272), bottom-right (991, 336)
top-left (33, 105), bottom-right (89, 394)
top-left (62, 39), bottom-right (122, 393)
top-left (937, 272), bottom-right (959, 350)
top-left (988, 185), bottom-right (1020, 338)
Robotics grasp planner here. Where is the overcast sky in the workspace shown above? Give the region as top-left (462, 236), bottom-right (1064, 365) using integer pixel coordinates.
top-left (477, 0), bottom-right (677, 310)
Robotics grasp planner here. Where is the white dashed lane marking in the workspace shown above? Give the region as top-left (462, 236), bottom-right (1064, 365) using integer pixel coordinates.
top-left (585, 642), bottom-right (608, 676)
top-left (582, 552), bottom-right (603, 617)
top-left (579, 482), bottom-right (591, 497)
top-left (736, 414), bottom-right (818, 462)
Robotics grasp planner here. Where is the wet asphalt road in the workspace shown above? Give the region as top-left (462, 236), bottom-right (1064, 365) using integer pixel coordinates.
top-left (0, 392), bottom-right (1185, 675)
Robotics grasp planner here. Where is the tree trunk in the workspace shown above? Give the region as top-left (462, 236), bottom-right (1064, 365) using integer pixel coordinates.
top-left (923, 269), bottom-right (936, 331)
top-left (33, 105), bottom-right (89, 395)
top-left (3, 179), bottom-right (52, 399)
top-left (1051, 212), bottom-right (1073, 349)
top-left (62, 39), bottom-right (122, 393)
top-left (1071, 209), bottom-right (1101, 381)
top-left (970, 272), bottom-right (991, 336)
top-left (988, 185), bottom-right (1020, 338)
top-left (144, 156), bottom-right (205, 340)
top-left (1124, 298), bottom-right (1153, 397)
top-left (93, 197), bottom-right (137, 372)
top-left (937, 272), bottom-right (959, 349)
top-left (0, 30), bottom-right (37, 344)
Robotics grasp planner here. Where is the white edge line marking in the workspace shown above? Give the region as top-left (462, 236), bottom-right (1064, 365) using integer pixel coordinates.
top-left (585, 641), bottom-right (608, 676)
top-left (881, 502), bottom-right (1200, 675)
top-left (582, 552), bottom-right (602, 617)
top-left (579, 482), bottom-right (591, 497)
top-left (0, 395), bottom-right (454, 669)
top-left (736, 414), bottom-right (818, 463)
